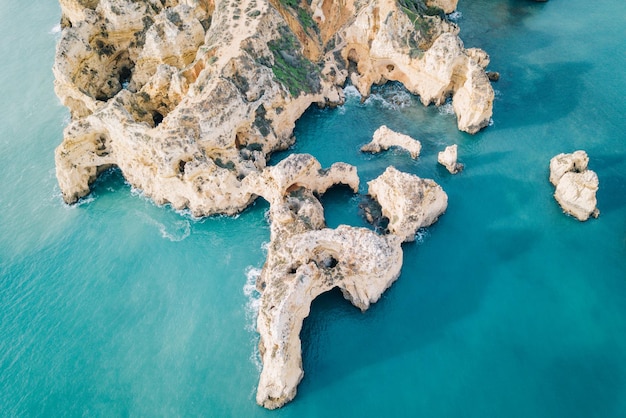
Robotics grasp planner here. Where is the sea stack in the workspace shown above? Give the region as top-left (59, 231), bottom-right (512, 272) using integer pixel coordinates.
top-left (361, 125), bottom-right (422, 159)
top-left (438, 144), bottom-right (463, 174)
top-left (549, 151), bottom-right (599, 221)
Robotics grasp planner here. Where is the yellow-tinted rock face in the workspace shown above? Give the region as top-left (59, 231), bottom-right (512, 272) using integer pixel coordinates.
top-left (54, 0), bottom-right (493, 211)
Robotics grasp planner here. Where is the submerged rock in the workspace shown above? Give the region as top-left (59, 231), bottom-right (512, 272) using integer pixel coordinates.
top-left (361, 125), bottom-right (422, 159)
top-left (549, 151), bottom-right (599, 221)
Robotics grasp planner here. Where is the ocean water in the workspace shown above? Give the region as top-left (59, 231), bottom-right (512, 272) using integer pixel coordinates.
top-left (1, 0), bottom-right (625, 416)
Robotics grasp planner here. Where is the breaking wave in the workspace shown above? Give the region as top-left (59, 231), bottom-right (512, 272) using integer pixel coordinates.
top-left (438, 101), bottom-right (455, 116)
top-left (243, 266), bottom-right (263, 373)
top-left (447, 11), bottom-right (462, 22)
top-left (138, 211), bottom-right (191, 242)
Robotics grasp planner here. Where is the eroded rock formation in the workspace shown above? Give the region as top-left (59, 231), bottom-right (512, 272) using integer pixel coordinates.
top-left (54, 0), bottom-right (493, 211)
top-left (368, 166), bottom-right (448, 242)
top-left (361, 125), bottom-right (422, 159)
top-left (438, 144), bottom-right (463, 174)
top-left (250, 155), bottom-right (404, 409)
top-left (53, 0), bottom-right (480, 409)
top-left (549, 151), bottom-right (599, 221)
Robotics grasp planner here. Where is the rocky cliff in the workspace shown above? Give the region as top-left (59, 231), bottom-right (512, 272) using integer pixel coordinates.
top-left (54, 0), bottom-right (493, 212)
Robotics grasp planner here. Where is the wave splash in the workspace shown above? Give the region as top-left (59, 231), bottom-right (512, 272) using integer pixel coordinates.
top-left (243, 266), bottom-right (263, 374)
top-left (137, 211), bottom-right (191, 242)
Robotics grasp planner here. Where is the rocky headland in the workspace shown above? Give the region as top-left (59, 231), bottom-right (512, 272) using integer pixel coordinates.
top-left (54, 0), bottom-right (494, 409)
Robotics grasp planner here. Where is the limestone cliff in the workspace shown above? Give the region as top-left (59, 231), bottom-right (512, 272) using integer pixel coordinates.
top-left (54, 0), bottom-right (493, 211)
top-left (247, 154), bottom-right (404, 409)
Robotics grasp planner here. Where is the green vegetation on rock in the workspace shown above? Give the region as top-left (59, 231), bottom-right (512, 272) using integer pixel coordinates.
top-left (268, 27), bottom-right (321, 97)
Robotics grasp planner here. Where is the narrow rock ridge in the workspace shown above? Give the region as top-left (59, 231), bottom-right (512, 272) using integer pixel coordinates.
top-left (361, 125), bottom-right (422, 159)
top-left (549, 151), bottom-right (599, 221)
top-left (54, 0), bottom-right (493, 213)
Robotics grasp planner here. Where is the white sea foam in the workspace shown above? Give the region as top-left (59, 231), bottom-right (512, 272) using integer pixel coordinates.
top-left (138, 211), bottom-right (191, 242)
top-left (447, 11), bottom-right (462, 22)
top-left (438, 102), bottom-right (455, 116)
top-left (49, 24), bottom-right (61, 35)
top-left (365, 89), bottom-right (412, 110)
top-left (243, 265), bottom-right (263, 373)
top-left (343, 85), bottom-right (362, 99)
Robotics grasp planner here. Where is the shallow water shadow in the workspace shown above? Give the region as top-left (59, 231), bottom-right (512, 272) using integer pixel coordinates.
top-left (495, 61), bottom-right (592, 130)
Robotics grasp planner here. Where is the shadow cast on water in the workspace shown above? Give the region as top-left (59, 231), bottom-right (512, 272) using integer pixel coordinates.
top-left (495, 61), bottom-right (592, 130)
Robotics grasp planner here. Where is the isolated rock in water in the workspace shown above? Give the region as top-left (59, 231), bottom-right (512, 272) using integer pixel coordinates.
top-left (256, 226), bottom-right (403, 409)
top-left (438, 144), bottom-right (463, 174)
top-left (368, 166), bottom-right (448, 242)
top-left (549, 150), bottom-right (589, 186)
top-left (549, 151), bottom-right (599, 221)
top-left (361, 125), bottom-right (422, 159)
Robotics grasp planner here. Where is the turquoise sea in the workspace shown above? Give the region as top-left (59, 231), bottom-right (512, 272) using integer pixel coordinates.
top-left (1, 0), bottom-right (625, 416)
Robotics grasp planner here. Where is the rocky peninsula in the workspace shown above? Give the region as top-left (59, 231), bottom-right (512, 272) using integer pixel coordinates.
top-left (54, 0), bottom-right (494, 409)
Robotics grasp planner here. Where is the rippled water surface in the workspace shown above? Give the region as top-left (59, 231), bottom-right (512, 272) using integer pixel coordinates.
top-left (1, 1), bottom-right (625, 416)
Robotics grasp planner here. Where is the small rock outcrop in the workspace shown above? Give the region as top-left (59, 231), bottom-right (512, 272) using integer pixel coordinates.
top-left (367, 166), bottom-right (448, 242)
top-left (438, 144), bottom-right (463, 174)
top-left (361, 125), bottom-right (422, 159)
top-left (549, 151), bottom-right (599, 221)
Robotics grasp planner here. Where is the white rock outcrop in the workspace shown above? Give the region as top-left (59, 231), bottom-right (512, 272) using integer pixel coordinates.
top-left (361, 125), bottom-right (422, 159)
top-left (549, 151), bottom-right (599, 221)
top-left (438, 144), bottom-right (463, 174)
top-left (368, 166), bottom-right (448, 242)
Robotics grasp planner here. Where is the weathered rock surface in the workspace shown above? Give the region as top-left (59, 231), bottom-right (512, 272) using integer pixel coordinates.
top-left (438, 144), bottom-right (463, 174)
top-left (250, 154), bottom-right (404, 409)
top-left (361, 125), bottom-right (422, 159)
top-left (54, 0), bottom-right (494, 212)
top-left (368, 166), bottom-right (448, 242)
top-left (549, 150), bottom-right (589, 186)
top-left (550, 151), bottom-right (599, 221)
top-left (256, 225), bottom-right (403, 409)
